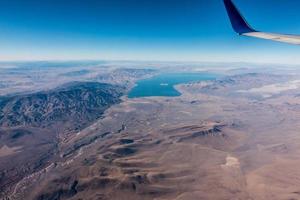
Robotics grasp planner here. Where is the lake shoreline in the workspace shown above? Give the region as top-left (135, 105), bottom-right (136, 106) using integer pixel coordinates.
top-left (128, 72), bottom-right (218, 98)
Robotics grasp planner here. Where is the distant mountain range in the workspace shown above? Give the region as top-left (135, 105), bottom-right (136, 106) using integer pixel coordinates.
top-left (0, 82), bottom-right (125, 132)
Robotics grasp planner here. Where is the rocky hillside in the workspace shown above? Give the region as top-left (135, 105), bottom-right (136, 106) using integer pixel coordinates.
top-left (0, 82), bottom-right (125, 131)
top-left (0, 82), bottom-right (125, 196)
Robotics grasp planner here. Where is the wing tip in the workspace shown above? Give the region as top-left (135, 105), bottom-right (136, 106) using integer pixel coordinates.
top-left (223, 0), bottom-right (256, 34)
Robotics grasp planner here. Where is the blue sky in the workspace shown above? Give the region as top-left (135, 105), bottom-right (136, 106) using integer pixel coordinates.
top-left (1, 0), bottom-right (300, 64)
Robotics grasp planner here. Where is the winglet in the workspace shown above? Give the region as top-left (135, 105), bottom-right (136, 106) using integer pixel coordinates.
top-left (223, 0), bottom-right (256, 34)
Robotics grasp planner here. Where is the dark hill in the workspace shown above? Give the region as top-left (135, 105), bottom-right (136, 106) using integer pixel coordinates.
top-left (0, 82), bottom-right (125, 131)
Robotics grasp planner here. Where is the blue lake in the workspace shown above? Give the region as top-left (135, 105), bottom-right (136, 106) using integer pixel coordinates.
top-left (128, 73), bottom-right (218, 98)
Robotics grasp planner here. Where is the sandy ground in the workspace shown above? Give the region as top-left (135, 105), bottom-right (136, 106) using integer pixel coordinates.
top-left (0, 145), bottom-right (22, 157)
top-left (5, 72), bottom-right (300, 200)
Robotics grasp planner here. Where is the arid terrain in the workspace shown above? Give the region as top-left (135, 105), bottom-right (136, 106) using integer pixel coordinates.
top-left (2, 62), bottom-right (300, 200)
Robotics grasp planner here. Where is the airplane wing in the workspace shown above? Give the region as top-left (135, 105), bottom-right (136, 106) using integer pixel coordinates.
top-left (223, 0), bottom-right (300, 45)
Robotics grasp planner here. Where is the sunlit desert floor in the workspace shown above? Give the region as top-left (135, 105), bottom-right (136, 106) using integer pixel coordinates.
top-left (3, 66), bottom-right (300, 200)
